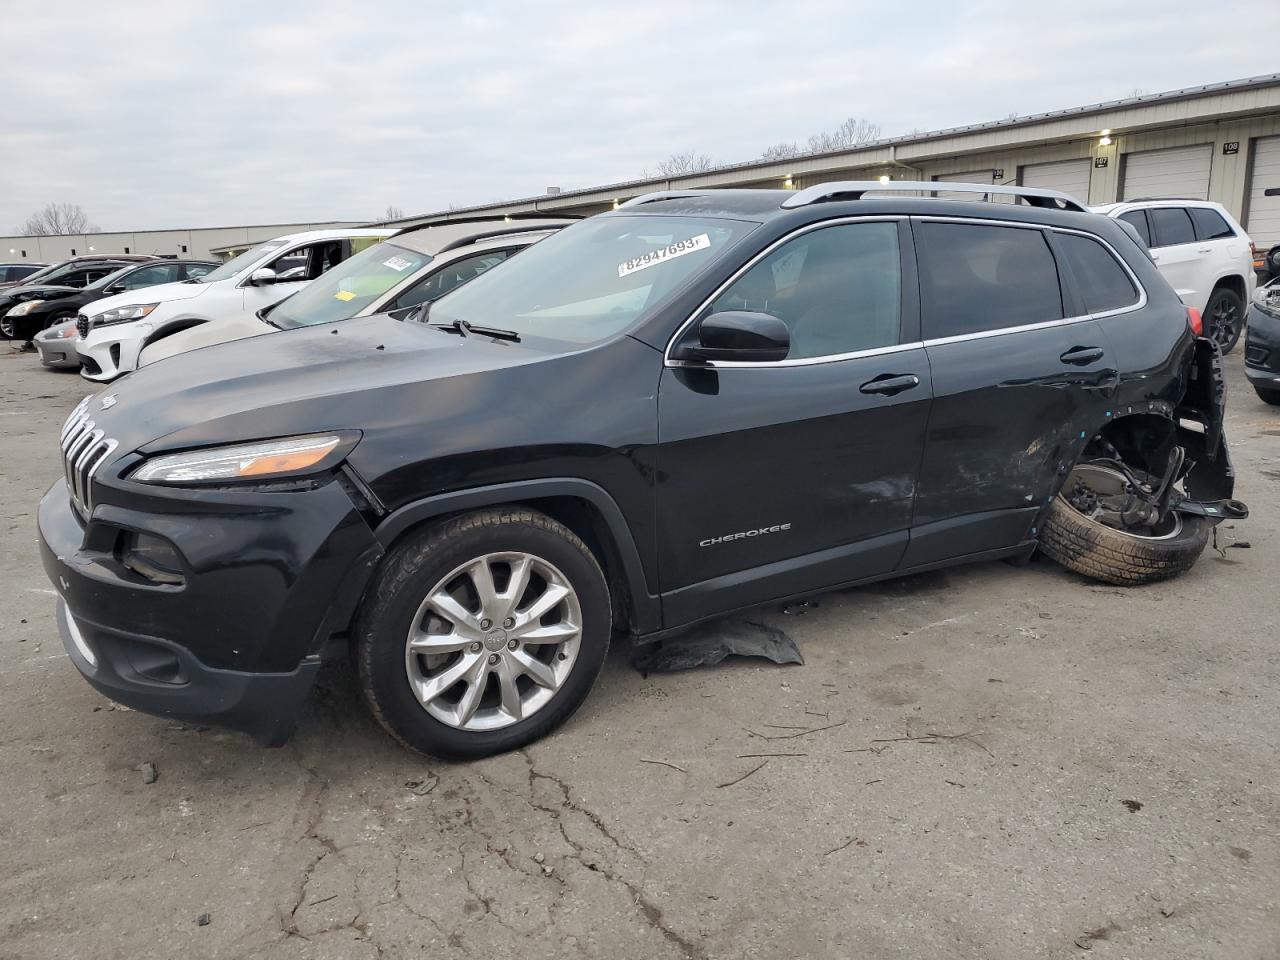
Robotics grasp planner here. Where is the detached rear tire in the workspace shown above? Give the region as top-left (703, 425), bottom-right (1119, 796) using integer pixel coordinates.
top-left (1040, 464), bottom-right (1211, 585)
top-left (356, 507), bottom-right (611, 760)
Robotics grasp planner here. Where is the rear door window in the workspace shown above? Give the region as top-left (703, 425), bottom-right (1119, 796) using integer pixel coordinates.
top-left (1118, 210), bottom-right (1151, 246)
top-left (1188, 207), bottom-right (1234, 241)
top-left (917, 221), bottom-right (1063, 338)
top-left (1056, 233), bottom-right (1139, 314)
top-left (1149, 207), bottom-right (1196, 247)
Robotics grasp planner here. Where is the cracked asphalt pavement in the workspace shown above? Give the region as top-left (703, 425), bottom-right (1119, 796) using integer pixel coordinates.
top-left (2, 346), bottom-right (1279, 959)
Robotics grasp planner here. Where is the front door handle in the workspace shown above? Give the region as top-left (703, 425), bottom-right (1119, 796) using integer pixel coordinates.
top-left (1060, 346), bottom-right (1105, 365)
top-left (860, 373), bottom-right (920, 396)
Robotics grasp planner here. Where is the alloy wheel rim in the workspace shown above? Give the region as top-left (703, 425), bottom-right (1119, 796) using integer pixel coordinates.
top-left (404, 551), bottom-right (582, 731)
top-left (1210, 299), bottom-right (1239, 347)
top-left (0, 317), bottom-right (12, 338)
top-left (1060, 463), bottom-right (1184, 541)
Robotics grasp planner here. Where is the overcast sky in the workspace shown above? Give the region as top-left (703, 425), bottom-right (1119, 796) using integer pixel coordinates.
top-left (1, 0), bottom-right (1273, 233)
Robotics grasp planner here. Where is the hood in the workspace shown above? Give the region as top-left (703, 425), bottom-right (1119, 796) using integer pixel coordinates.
top-left (84, 279), bottom-right (208, 317)
top-left (87, 315), bottom-right (563, 458)
top-left (138, 313), bottom-right (272, 368)
top-left (1, 284), bottom-right (78, 304)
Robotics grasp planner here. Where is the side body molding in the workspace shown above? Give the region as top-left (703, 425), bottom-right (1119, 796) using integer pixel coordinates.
top-left (373, 477), bottom-right (660, 634)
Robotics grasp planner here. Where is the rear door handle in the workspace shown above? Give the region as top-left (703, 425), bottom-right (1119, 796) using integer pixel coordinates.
top-left (859, 373), bottom-right (920, 396)
top-left (1197, 247), bottom-right (1213, 254)
top-left (1060, 346), bottom-right (1105, 365)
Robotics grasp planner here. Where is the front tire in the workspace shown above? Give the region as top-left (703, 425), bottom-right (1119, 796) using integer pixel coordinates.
top-left (1040, 463), bottom-right (1211, 585)
top-left (1204, 286), bottom-right (1245, 354)
top-left (355, 507), bottom-right (611, 759)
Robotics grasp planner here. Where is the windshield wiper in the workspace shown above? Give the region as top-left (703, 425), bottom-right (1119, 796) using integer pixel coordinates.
top-left (427, 318), bottom-right (521, 342)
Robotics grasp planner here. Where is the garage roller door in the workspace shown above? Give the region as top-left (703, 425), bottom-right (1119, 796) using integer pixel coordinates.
top-left (1021, 159), bottom-right (1091, 204)
top-left (932, 170), bottom-right (995, 200)
top-left (1121, 144), bottom-right (1211, 200)
top-left (1246, 136), bottom-right (1280, 246)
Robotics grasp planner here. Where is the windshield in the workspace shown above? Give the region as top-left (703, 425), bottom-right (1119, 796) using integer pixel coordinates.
top-left (194, 240), bottom-right (289, 284)
top-left (270, 240), bottom-right (431, 328)
top-left (87, 265), bottom-right (136, 290)
top-left (12, 263), bottom-right (59, 285)
top-left (427, 215), bottom-right (757, 344)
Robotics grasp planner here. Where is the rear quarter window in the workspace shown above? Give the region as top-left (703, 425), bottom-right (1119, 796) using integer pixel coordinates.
top-left (1188, 207), bottom-right (1234, 241)
top-left (1056, 233), bottom-right (1139, 314)
top-left (1118, 210), bottom-right (1151, 246)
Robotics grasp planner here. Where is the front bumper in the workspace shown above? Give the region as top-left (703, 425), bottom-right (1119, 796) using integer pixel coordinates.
top-left (1244, 301), bottom-right (1280, 384)
top-left (78, 322), bottom-right (147, 382)
top-left (37, 473), bottom-right (383, 744)
top-left (34, 331), bottom-right (81, 369)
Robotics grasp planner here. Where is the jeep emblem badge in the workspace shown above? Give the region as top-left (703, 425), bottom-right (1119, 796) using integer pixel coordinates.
top-left (100, 395), bottom-right (117, 410)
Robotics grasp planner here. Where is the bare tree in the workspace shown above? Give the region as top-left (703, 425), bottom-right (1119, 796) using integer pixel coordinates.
top-left (1125, 87), bottom-right (1149, 99)
top-left (760, 142), bottom-right (802, 161)
top-left (381, 204), bottom-right (405, 221)
top-left (18, 202), bottom-right (99, 236)
top-left (806, 118), bottom-right (881, 153)
top-left (655, 151), bottom-right (716, 177)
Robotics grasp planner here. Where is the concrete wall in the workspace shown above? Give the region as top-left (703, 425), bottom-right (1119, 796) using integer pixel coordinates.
top-left (0, 222), bottom-right (362, 264)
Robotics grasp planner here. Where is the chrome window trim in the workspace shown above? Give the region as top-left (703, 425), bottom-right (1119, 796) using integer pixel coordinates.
top-left (662, 214), bottom-right (1148, 369)
top-left (662, 216), bottom-right (908, 369)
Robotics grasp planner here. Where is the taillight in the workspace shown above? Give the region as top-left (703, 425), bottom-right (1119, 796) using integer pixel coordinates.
top-left (1187, 306), bottom-right (1203, 337)
top-left (1252, 242), bottom-right (1264, 269)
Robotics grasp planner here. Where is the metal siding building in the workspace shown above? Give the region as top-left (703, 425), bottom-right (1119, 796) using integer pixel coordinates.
top-left (0, 221), bottom-right (363, 264)
top-left (390, 74), bottom-right (1280, 247)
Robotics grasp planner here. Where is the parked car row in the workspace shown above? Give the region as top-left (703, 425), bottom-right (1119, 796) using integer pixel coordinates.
top-left (36, 180), bottom-right (1250, 761)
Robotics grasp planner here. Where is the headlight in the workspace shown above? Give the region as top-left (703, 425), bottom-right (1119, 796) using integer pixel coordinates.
top-left (94, 303), bottom-right (159, 327)
top-left (1255, 282), bottom-right (1280, 319)
top-left (7, 299), bottom-right (44, 316)
top-left (131, 433), bottom-right (347, 484)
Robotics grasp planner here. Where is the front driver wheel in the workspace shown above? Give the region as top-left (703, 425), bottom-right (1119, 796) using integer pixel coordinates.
top-left (356, 507), bottom-right (611, 759)
top-left (1204, 286), bottom-right (1245, 354)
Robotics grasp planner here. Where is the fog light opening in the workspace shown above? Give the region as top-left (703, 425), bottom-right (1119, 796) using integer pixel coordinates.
top-left (119, 532), bottom-right (185, 585)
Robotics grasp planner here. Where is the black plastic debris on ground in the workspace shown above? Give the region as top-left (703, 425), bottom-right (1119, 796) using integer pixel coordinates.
top-left (631, 618), bottom-right (804, 674)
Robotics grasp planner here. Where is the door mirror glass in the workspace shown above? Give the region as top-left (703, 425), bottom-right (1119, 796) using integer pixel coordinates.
top-left (673, 311), bottom-right (791, 363)
top-left (249, 267), bottom-right (278, 286)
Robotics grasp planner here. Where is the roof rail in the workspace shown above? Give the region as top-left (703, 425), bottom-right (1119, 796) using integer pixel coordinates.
top-left (780, 180), bottom-right (1088, 213)
top-left (618, 191), bottom-right (708, 208)
top-left (390, 212), bottom-right (582, 237)
top-left (434, 224), bottom-right (568, 254)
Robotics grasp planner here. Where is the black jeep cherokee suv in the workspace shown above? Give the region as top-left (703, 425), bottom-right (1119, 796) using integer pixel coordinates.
top-left (38, 182), bottom-right (1244, 759)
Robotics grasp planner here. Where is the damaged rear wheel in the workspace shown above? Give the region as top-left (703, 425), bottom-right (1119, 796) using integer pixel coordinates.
top-left (1040, 462), bottom-right (1210, 586)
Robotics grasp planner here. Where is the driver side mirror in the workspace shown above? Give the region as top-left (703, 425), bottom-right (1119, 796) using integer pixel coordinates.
top-left (670, 311), bottom-right (790, 363)
top-left (249, 267), bottom-right (278, 286)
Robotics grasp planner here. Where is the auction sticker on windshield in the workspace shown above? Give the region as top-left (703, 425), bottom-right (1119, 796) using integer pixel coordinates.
top-left (383, 256), bottom-right (414, 272)
top-left (617, 234), bottom-right (710, 278)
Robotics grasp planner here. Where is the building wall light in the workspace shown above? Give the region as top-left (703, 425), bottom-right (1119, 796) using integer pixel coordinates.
top-left (783, 175), bottom-right (793, 189)
top-left (878, 175), bottom-right (892, 184)
top-left (1099, 135), bottom-right (1112, 146)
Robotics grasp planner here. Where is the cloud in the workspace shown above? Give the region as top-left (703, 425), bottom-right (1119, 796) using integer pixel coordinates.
top-left (0, 0), bottom-right (1270, 232)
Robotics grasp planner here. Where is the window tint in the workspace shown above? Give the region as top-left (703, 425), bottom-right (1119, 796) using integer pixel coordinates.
top-left (1188, 207), bottom-right (1234, 241)
top-left (1149, 207), bottom-right (1195, 247)
top-left (1119, 210), bottom-right (1151, 246)
top-left (116, 263), bottom-right (178, 290)
top-left (707, 222), bottom-right (901, 360)
top-left (389, 250), bottom-right (512, 312)
top-left (918, 222), bottom-right (1063, 338)
top-left (1057, 234), bottom-right (1139, 314)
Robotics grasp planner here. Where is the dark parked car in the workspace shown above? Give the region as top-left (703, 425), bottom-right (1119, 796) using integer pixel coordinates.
top-left (1244, 279), bottom-right (1280, 404)
top-left (3, 259), bottom-right (216, 343)
top-left (0, 255), bottom-right (157, 339)
top-left (39, 182), bottom-right (1245, 759)
top-left (0, 262), bottom-right (48, 289)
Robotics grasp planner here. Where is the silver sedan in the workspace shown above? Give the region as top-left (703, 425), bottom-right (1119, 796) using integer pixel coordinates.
top-left (32, 319), bottom-right (81, 370)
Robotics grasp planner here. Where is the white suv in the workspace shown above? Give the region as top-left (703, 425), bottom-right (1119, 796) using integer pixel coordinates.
top-left (136, 219), bottom-right (572, 368)
top-left (76, 228), bottom-right (394, 381)
top-left (1091, 199), bottom-right (1255, 352)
